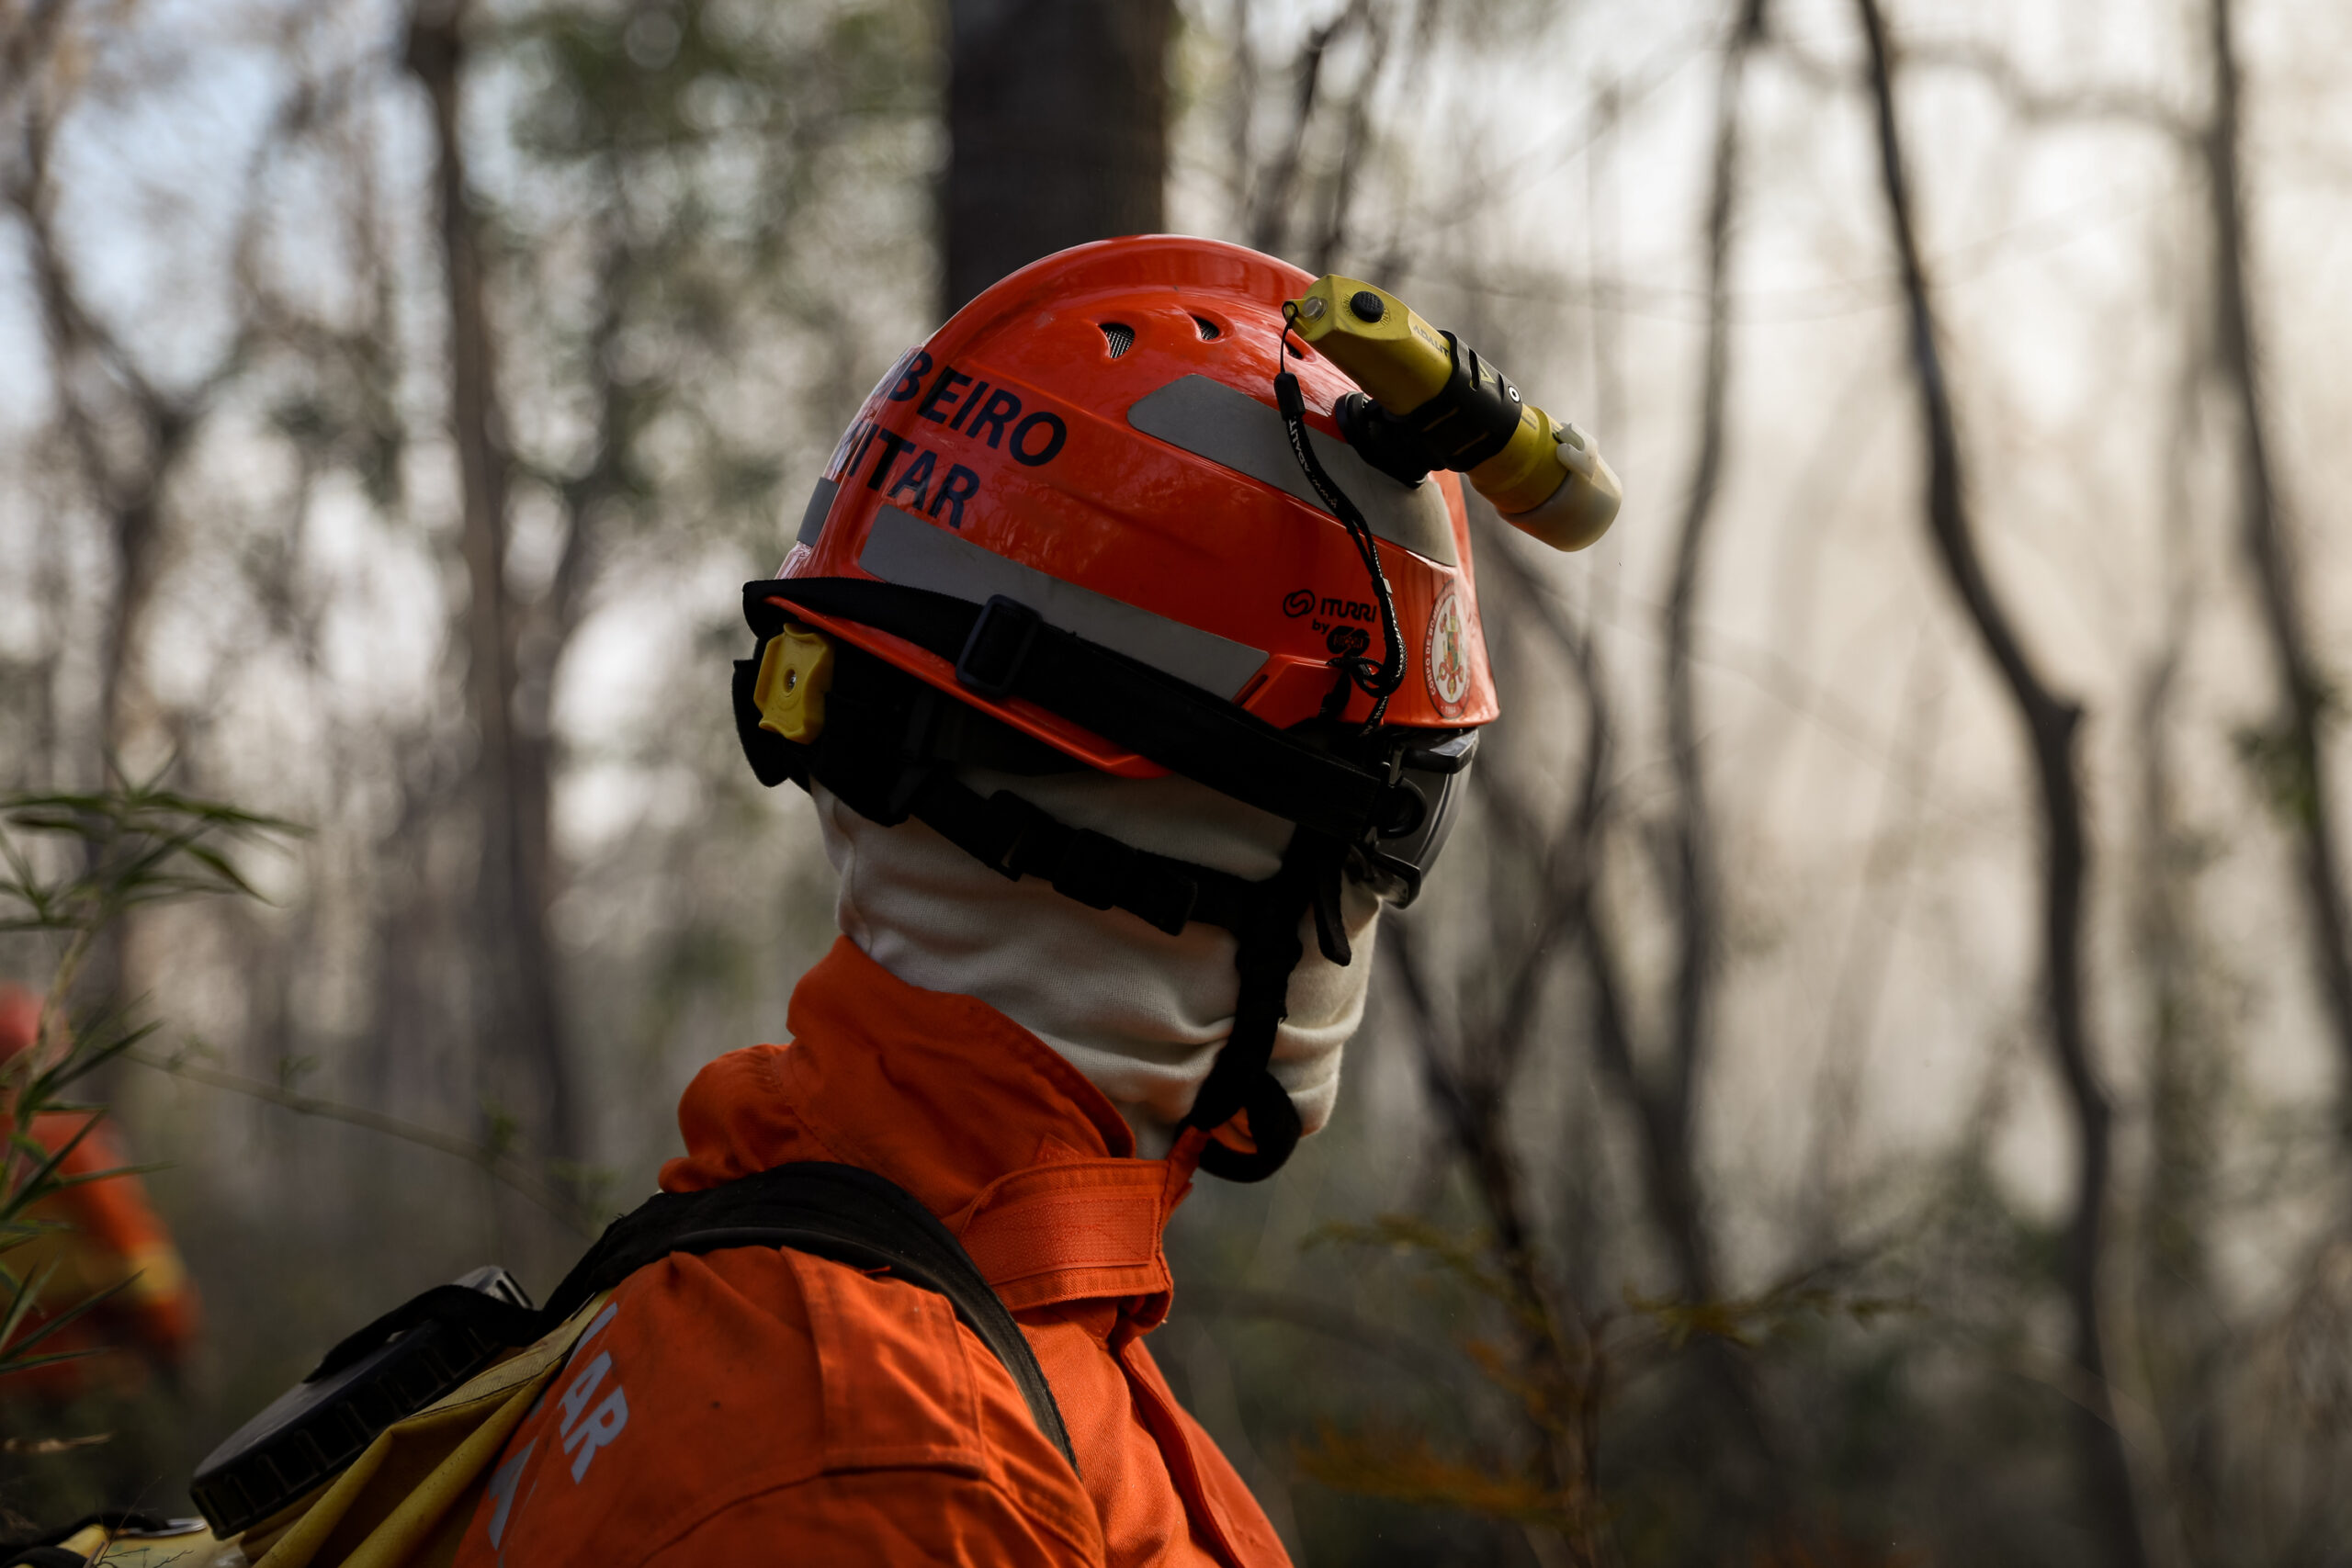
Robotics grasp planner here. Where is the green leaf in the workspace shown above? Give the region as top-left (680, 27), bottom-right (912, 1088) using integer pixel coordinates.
top-left (0, 1113), bottom-right (103, 1226)
top-left (0, 1258), bottom-right (62, 1355)
top-left (0, 1345), bottom-right (108, 1378)
top-left (0, 1275), bottom-right (132, 1366)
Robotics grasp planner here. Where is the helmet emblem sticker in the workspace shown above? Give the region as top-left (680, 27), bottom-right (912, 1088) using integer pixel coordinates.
top-left (1426, 587), bottom-right (1469, 716)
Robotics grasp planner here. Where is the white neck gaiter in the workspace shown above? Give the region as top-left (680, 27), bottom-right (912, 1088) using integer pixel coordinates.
top-left (814, 766), bottom-right (1381, 1156)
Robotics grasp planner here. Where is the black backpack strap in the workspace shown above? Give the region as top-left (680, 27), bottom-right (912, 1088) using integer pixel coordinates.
top-left (189, 1165), bottom-right (1077, 1540)
top-left (543, 1161), bottom-right (1076, 1471)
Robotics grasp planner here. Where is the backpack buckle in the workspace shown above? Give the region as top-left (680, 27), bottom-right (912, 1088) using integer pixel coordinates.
top-left (955, 596), bottom-right (1042, 700)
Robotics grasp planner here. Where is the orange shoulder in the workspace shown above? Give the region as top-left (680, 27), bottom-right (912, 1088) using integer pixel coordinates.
top-left (458, 1245), bottom-right (1100, 1567)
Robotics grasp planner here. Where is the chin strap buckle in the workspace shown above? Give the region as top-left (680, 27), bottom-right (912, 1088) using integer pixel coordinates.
top-left (955, 595), bottom-right (1043, 699)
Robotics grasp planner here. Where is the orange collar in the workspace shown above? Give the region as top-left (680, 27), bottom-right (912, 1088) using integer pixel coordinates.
top-left (661, 937), bottom-right (1204, 1337)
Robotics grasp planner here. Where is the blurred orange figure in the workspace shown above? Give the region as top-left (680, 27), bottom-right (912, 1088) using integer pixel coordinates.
top-left (0, 984), bottom-right (198, 1398)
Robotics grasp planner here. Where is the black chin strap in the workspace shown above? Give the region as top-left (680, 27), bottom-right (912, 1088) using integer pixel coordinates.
top-left (898, 764), bottom-right (1346, 1184)
top-left (1179, 828), bottom-right (1334, 1182)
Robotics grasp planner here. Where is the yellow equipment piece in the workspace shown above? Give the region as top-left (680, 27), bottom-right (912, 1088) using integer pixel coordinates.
top-left (1287, 276), bottom-right (1454, 411)
top-left (752, 622), bottom-right (834, 743)
top-left (6, 1288), bottom-right (605, 1568)
top-left (1286, 275), bottom-right (1623, 552)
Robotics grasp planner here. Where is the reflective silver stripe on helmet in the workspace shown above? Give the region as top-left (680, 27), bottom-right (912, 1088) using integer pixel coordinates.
top-left (858, 505), bottom-right (1270, 699)
top-left (1125, 373), bottom-right (1458, 568)
top-left (795, 477), bottom-right (839, 547)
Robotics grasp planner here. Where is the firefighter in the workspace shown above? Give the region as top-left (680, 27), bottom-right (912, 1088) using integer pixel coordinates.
top-left (0, 984), bottom-right (198, 1402)
top-left (454, 235), bottom-right (1591, 1565)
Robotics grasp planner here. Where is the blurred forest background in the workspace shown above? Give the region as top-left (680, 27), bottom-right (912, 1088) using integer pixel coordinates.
top-left (4, 0), bottom-right (2350, 1562)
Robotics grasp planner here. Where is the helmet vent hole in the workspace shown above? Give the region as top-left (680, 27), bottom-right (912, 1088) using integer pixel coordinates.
top-left (1192, 315), bottom-right (1221, 341)
top-left (1100, 321), bottom-right (1136, 358)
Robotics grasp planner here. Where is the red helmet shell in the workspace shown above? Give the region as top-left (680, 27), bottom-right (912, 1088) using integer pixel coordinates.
top-left (771, 235), bottom-right (1498, 779)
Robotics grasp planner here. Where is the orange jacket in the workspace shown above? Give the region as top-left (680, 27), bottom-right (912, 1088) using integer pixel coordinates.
top-left (3, 1110), bottom-right (199, 1398)
top-left (455, 938), bottom-right (1292, 1567)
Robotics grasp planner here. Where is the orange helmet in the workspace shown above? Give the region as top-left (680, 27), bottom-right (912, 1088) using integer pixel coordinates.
top-left (733, 236), bottom-right (1504, 1180)
top-left (775, 236), bottom-right (1494, 751)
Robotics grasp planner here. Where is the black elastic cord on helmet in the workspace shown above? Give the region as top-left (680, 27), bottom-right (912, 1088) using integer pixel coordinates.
top-left (1276, 310), bottom-right (1404, 731)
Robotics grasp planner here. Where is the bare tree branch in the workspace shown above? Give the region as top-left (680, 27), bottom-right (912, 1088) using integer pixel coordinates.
top-left (1178, 1282), bottom-right (1460, 1383)
top-left (0, 0), bottom-right (72, 107)
top-left (1800, 634), bottom-right (1943, 1246)
top-left (2199, 0), bottom-right (2352, 1166)
top-left (1306, 0), bottom-right (1394, 276)
top-left (1384, 915), bottom-right (1606, 1565)
top-left (1850, 3), bottom-right (2151, 1561)
top-left (1247, 0), bottom-right (1368, 259)
top-left (1659, 0), bottom-right (1768, 1309)
top-left (405, 0), bottom-right (582, 1170)
top-left (1903, 39), bottom-right (2191, 141)
top-left (11, 110), bottom-right (199, 762)
top-left (126, 1049), bottom-right (593, 1236)
top-left (2128, 208), bottom-right (2224, 1561)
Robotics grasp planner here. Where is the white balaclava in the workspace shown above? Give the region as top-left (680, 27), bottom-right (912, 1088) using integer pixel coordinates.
top-left (815, 765), bottom-right (1381, 1157)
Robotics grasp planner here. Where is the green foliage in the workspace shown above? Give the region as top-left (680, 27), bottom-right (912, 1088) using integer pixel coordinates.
top-left (512, 0), bottom-right (930, 162)
top-left (1, 782), bottom-right (292, 942)
top-left (2234, 720), bottom-right (2318, 826)
top-left (2233, 672), bottom-right (2339, 828)
top-left (0, 768), bottom-right (297, 1382)
top-left (481, 0), bottom-right (940, 597)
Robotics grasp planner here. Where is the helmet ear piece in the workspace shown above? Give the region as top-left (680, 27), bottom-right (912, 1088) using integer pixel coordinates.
top-left (732, 647), bottom-right (808, 790)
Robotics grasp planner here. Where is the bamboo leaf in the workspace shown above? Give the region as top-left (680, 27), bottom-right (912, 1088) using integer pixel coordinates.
top-left (0, 1115), bottom-right (103, 1226)
top-left (0, 1346), bottom-right (108, 1377)
top-left (0, 1276), bottom-right (132, 1363)
top-left (0, 1258), bottom-right (62, 1353)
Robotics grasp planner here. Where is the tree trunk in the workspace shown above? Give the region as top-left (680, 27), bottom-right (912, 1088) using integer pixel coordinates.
top-left (944, 0), bottom-right (1173, 315)
top-left (1659, 0), bottom-right (1768, 1314)
top-left (405, 0), bottom-right (581, 1170)
top-left (1850, 4), bottom-right (2150, 1562)
top-left (2201, 0), bottom-right (2352, 1155)
top-left (1650, 0), bottom-right (1790, 1506)
top-left (13, 87), bottom-right (208, 1081)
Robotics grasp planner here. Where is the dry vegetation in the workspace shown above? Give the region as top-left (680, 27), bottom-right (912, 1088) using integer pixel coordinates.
top-left (5, 0), bottom-right (2352, 1562)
